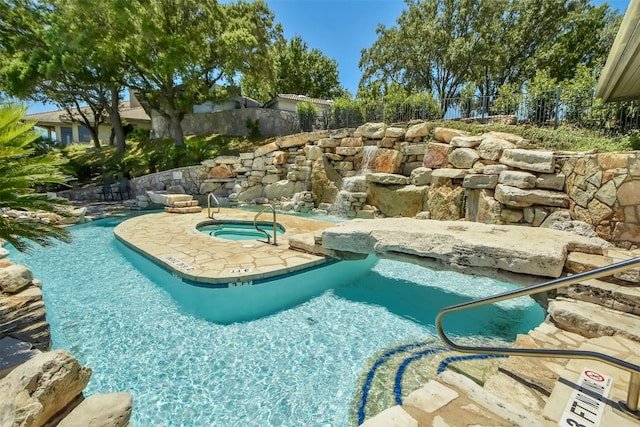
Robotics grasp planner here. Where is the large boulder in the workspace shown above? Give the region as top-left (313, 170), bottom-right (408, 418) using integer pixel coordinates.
top-left (448, 148), bottom-right (479, 169)
top-left (0, 350), bottom-right (91, 427)
top-left (405, 122), bottom-right (432, 140)
top-left (0, 264), bottom-right (33, 294)
top-left (433, 127), bottom-right (468, 143)
top-left (478, 137), bottom-right (515, 161)
top-left (372, 148), bottom-right (402, 174)
top-left (428, 186), bottom-right (465, 220)
top-left (423, 143), bottom-right (453, 169)
top-left (264, 180), bottom-right (307, 200)
top-left (367, 184), bottom-right (426, 217)
top-left (494, 184), bottom-right (570, 208)
top-left (320, 219), bottom-right (608, 278)
top-left (500, 149), bottom-right (555, 173)
top-left (0, 287), bottom-right (50, 351)
top-left (58, 393), bottom-right (132, 427)
top-left (355, 122), bottom-right (387, 139)
top-left (311, 156), bottom-right (342, 204)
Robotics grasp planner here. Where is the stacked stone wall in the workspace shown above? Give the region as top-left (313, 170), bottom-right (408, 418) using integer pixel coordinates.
top-left (186, 122), bottom-right (639, 246)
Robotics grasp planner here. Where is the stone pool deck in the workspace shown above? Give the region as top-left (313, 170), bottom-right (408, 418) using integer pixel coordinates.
top-left (113, 209), bottom-right (337, 285)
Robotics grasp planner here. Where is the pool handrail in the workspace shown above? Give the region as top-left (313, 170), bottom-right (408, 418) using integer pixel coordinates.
top-left (253, 204), bottom-right (278, 246)
top-left (436, 255), bottom-right (640, 419)
top-left (207, 193), bottom-right (220, 218)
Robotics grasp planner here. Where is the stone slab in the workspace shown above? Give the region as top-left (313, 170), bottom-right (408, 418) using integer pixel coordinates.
top-left (321, 219), bottom-right (607, 278)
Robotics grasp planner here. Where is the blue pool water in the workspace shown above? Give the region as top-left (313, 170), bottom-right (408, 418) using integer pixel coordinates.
top-left (9, 216), bottom-right (545, 426)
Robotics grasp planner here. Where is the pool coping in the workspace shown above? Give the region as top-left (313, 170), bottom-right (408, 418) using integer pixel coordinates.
top-left (113, 209), bottom-right (339, 286)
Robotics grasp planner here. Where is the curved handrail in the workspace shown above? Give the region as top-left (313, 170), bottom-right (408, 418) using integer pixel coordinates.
top-left (207, 193), bottom-right (220, 218)
top-left (253, 204), bottom-right (277, 245)
top-left (436, 256), bottom-right (640, 417)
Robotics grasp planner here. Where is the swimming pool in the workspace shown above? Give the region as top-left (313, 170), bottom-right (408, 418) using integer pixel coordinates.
top-left (8, 216), bottom-right (545, 426)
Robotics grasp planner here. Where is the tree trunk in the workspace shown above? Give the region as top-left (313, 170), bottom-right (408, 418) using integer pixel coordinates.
top-left (90, 127), bottom-right (101, 149)
top-left (167, 109), bottom-right (185, 147)
top-left (106, 87), bottom-right (126, 152)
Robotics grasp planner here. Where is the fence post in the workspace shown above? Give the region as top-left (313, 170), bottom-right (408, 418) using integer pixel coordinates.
top-left (554, 86), bottom-right (561, 129)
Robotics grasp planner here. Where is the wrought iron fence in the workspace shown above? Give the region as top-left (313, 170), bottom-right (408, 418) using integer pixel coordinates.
top-left (297, 88), bottom-right (640, 135)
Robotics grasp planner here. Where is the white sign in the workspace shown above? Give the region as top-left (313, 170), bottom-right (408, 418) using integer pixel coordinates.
top-left (172, 171), bottom-right (183, 180)
top-left (559, 367), bottom-right (613, 427)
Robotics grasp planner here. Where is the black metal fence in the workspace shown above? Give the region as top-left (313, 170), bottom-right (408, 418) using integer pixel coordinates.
top-left (298, 88), bottom-right (640, 135)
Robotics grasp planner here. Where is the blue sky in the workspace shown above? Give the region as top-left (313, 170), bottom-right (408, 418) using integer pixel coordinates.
top-left (26, 0), bottom-right (631, 113)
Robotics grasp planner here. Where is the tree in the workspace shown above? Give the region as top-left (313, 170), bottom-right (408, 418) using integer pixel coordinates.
top-left (117, 0), bottom-right (279, 147)
top-left (0, 0), bottom-right (129, 152)
top-left (359, 0), bottom-right (492, 108)
top-left (0, 104), bottom-right (71, 252)
top-left (359, 0), bottom-right (621, 107)
top-left (274, 36), bottom-right (344, 100)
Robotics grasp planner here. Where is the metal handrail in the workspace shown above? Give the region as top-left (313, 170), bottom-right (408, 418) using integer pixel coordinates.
top-left (253, 204), bottom-right (277, 246)
top-left (436, 256), bottom-right (640, 418)
top-left (207, 193), bottom-right (220, 218)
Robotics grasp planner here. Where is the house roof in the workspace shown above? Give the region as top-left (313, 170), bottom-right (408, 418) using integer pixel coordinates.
top-left (23, 101), bottom-right (150, 127)
top-left (263, 94), bottom-right (333, 109)
top-left (596, 0), bottom-right (640, 102)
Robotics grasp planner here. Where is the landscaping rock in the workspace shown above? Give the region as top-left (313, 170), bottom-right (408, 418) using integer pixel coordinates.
top-left (478, 137), bottom-right (515, 161)
top-left (0, 264), bottom-right (33, 294)
top-left (367, 184), bottom-right (426, 218)
top-left (500, 149), bottom-right (555, 173)
top-left (494, 184), bottom-right (570, 208)
top-left (433, 127), bottom-right (468, 143)
top-left (405, 122), bottom-right (432, 140)
top-left (450, 135), bottom-right (484, 148)
top-left (356, 122), bottom-right (386, 139)
top-left (366, 173), bottom-right (410, 185)
top-left (0, 350), bottom-right (91, 427)
top-left (410, 167), bottom-right (433, 186)
top-left (422, 142), bottom-right (452, 169)
top-left (58, 393), bottom-right (132, 427)
top-left (448, 147), bottom-right (479, 169)
top-left (498, 170), bottom-right (537, 189)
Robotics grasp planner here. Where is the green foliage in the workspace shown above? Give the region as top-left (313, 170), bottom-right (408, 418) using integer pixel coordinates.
top-left (524, 69), bottom-right (558, 125)
top-left (241, 35), bottom-right (344, 102)
top-left (296, 101), bottom-right (318, 132)
top-left (359, 0), bottom-right (621, 103)
top-left (492, 82), bottom-right (524, 115)
top-left (427, 119), bottom-right (634, 152)
top-left (0, 104), bottom-right (71, 252)
top-left (245, 118), bottom-right (262, 140)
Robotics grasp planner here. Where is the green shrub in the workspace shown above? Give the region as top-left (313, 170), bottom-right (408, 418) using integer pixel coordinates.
top-left (245, 118), bottom-right (262, 140)
top-left (296, 101), bottom-right (318, 132)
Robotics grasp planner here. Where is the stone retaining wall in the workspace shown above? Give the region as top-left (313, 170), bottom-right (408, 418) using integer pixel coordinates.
top-left (187, 122), bottom-right (639, 247)
top-left (57, 121), bottom-right (640, 247)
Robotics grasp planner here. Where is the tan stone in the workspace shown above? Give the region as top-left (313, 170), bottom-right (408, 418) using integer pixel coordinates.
top-left (207, 165), bottom-right (234, 179)
top-left (423, 143), bottom-right (452, 169)
top-left (340, 137), bottom-right (363, 147)
top-left (463, 174), bottom-right (498, 189)
top-left (367, 184), bottom-right (426, 217)
top-left (618, 181), bottom-right (640, 206)
top-left (373, 148), bottom-right (402, 174)
top-left (0, 350), bottom-right (91, 427)
top-left (272, 151), bottom-right (289, 165)
top-left (494, 184), bottom-right (570, 208)
top-left (475, 190), bottom-right (502, 223)
top-left (355, 122), bottom-right (387, 139)
top-left (278, 133), bottom-right (309, 148)
top-left (404, 380), bottom-right (459, 413)
top-left (405, 122), bottom-right (432, 140)
top-left (498, 170), bottom-right (536, 189)
top-left (385, 127), bottom-right (406, 138)
top-left (450, 135), bottom-right (484, 148)
top-left (597, 152), bottom-right (631, 169)
top-left (254, 141), bottom-right (278, 157)
top-left (613, 222), bottom-right (640, 244)
top-left (501, 208), bottom-right (523, 223)
top-left (478, 137), bottom-right (515, 161)
top-left (588, 198), bottom-right (613, 224)
top-left (448, 148), bottom-right (479, 169)
top-left (366, 173), bottom-right (409, 185)
top-left (335, 146), bottom-right (362, 156)
top-left (316, 138), bottom-right (340, 149)
top-left (535, 173), bottom-right (565, 191)
top-left (311, 157), bottom-right (341, 204)
top-left (0, 264), bottom-right (33, 294)
top-left (433, 127), bottom-right (467, 143)
top-left (500, 149), bottom-right (555, 173)
top-left (360, 406), bottom-right (417, 427)
top-left (58, 393), bottom-right (132, 427)
top-left (428, 186), bottom-right (465, 220)
top-left (411, 167), bottom-right (432, 186)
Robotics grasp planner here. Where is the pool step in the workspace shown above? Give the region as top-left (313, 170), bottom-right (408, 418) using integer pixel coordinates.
top-left (163, 195), bottom-right (202, 214)
top-left (361, 323), bottom-right (640, 426)
top-left (164, 206), bottom-right (202, 214)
